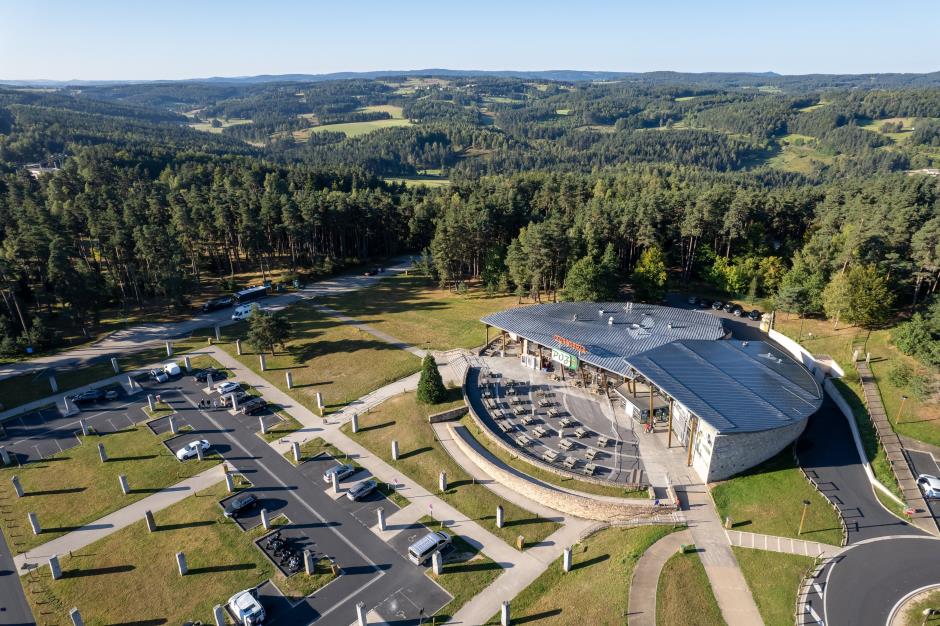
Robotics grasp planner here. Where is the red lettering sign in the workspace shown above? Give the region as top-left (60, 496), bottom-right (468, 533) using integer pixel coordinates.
top-left (553, 335), bottom-right (587, 353)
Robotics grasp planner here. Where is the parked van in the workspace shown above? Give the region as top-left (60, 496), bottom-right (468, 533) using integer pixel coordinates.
top-left (163, 362), bottom-right (181, 377)
top-left (407, 531), bottom-right (452, 566)
top-left (227, 588), bottom-right (265, 625)
top-left (232, 303), bottom-right (260, 321)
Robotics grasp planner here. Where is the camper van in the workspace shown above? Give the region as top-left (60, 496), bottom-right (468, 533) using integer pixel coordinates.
top-left (163, 362), bottom-right (181, 377)
top-left (232, 302), bottom-right (260, 321)
top-left (407, 531), bottom-right (452, 566)
top-left (227, 588), bottom-right (265, 625)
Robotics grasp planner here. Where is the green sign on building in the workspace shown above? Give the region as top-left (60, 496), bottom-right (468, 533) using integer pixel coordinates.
top-left (551, 348), bottom-right (579, 370)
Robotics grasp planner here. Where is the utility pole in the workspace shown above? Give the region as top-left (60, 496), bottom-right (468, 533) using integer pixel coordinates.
top-left (896, 395), bottom-right (909, 425)
top-left (798, 499), bottom-right (811, 535)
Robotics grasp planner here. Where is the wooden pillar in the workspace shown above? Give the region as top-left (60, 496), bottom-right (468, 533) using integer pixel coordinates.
top-left (485, 325), bottom-right (489, 345)
top-left (579, 362), bottom-right (588, 387)
top-left (667, 398), bottom-right (674, 448)
top-left (538, 345), bottom-right (543, 367)
top-left (501, 331), bottom-right (506, 351)
top-left (648, 379), bottom-right (654, 428)
top-left (686, 416), bottom-right (698, 467)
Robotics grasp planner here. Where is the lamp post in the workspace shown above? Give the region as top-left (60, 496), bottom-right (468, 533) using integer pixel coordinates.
top-left (798, 499), bottom-right (811, 535)
top-left (896, 395), bottom-right (909, 425)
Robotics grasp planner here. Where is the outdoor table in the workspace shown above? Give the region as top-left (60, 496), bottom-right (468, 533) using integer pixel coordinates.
top-left (515, 434), bottom-right (532, 447)
top-left (597, 436), bottom-right (610, 447)
top-left (563, 456), bottom-right (578, 469)
top-left (513, 406), bottom-right (526, 415)
top-left (585, 448), bottom-right (598, 461)
top-left (522, 414), bottom-right (538, 425)
top-left (533, 426), bottom-right (547, 438)
top-left (499, 422), bottom-right (513, 433)
top-left (559, 438), bottom-right (575, 451)
top-left (582, 463), bottom-right (597, 476)
top-left (559, 417), bottom-right (574, 428)
top-left (573, 427), bottom-right (588, 438)
top-left (542, 449), bottom-right (560, 463)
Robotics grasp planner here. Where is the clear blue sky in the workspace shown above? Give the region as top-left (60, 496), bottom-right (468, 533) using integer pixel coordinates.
top-left (1, 0), bottom-right (937, 80)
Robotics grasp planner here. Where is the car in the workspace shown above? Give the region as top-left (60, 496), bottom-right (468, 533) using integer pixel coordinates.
top-left (104, 389), bottom-right (119, 401)
top-left (149, 369), bottom-right (169, 383)
top-left (748, 309), bottom-right (762, 321)
top-left (227, 588), bottom-right (265, 625)
top-left (194, 368), bottom-right (227, 383)
top-left (216, 381), bottom-right (242, 395)
top-left (731, 305), bottom-right (744, 317)
top-left (220, 390), bottom-right (250, 407)
top-left (711, 300), bottom-right (723, 310)
top-left (917, 474), bottom-right (940, 499)
top-left (723, 301), bottom-right (736, 313)
top-left (242, 397), bottom-right (267, 415)
top-left (176, 439), bottom-right (210, 461)
top-left (346, 479), bottom-right (378, 501)
top-left (202, 296), bottom-right (234, 313)
top-left (698, 298), bottom-right (712, 309)
top-left (223, 493), bottom-right (259, 518)
top-left (322, 463), bottom-right (356, 484)
top-left (408, 531), bottom-right (452, 566)
top-left (687, 296), bottom-right (697, 305)
top-left (68, 389), bottom-right (104, 404)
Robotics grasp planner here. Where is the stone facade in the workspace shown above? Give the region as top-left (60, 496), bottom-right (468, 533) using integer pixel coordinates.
top-left (699, 417), bottom-right (809, 482)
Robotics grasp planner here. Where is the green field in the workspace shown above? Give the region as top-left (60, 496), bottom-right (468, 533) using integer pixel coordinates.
top-left (340, 390), bottom-right (561, 547)
top-left (188, 118), bottom-right (252, 133)
top-left (711, 448), bottom-right (844, 546)
top-left (24, 483), bottom-right (333, 625)
top-left (900, 588), bottom-right (940, 626)
top-left (361, 104), bottom-right (406, 119)
top-left (657, 550), bottom-right (725, 626)
top-left (482, 526), bottom-right (675, 625)
top-left (733, 547), bottom-right (815, 626)
top-left (306, 117), bottom-right (412, 138)
top-left (0, 423), bottom-right (219, 552)
top-left (320, 275), bottom-right (520, 350)
top-left (766, 134), bottom-right (834, 174)
top-left (217, 303), bottom-right (421, 415)
top-left (858, 117), bottom-right (919, 143)
top-left (384, 175), bottom-right (451, 188)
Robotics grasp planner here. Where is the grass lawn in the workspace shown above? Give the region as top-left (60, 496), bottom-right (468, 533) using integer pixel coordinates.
top-left (24, 482), bottom-right (332, 625)
top-left (0, 425), bottom-right (220, 553)
top-left (415, 515), bottom-right (503, 620)
top-left (765, 134), bottom-right (835, 175)
top-left (303, 117), bottom-right (412, 139)
top-left (900, 588), bottom-right (940, 626)
top-left (732, 547), bottom-right (814, 626)
top-left (361, 104), bottom-right (405, 119)
top-left (143, 401), bottom-right (175, 419)
top-left (259, 411), bottom-right (304, 443)
top-left (341, 390), bottom-right (561, 547)
top-left (189, 117), bottom-right (253, 133)
top-left (217, 303), bottom-right (421, 415)
top-left (711, 448), bottom-right (843, 546)
top-left (483, 526), bottom-right (675, 625)
top-left (657, 550), bottom-right (725, 626)
top-left (384, 175), bottom-right (451, 188)
top-left (321, 275), bottom-right (520, 350)
top-left (458, 416), bottom-right (649, 499)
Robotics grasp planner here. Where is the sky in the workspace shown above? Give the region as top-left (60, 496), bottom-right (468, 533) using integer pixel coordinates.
top-left (1, 0), bottom-right (937, 81)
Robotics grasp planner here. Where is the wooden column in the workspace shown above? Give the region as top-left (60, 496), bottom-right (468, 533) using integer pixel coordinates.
top-left (648, 379), bottom-right (654, 428)
top-left (501, 331), bottom-right (506, 351)
top-left (686, 416), bottom-right (698, 467)
top-left (667, 398), bottom-right (674, 448)
top-left (485, 325), bottom-right (489, 345)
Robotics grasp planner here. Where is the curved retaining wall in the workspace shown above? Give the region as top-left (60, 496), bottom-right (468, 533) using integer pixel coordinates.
top-left (447, 423), bottom-right (662, 523)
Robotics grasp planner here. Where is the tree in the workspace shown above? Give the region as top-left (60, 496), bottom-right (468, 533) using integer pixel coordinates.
top-left (631, 246), bottom-right (668, 301)
top-left (416, 353), bottom-right (446, 405)
top-left (823, 264), bottom-right (893, 329)
top-left (246, 309), bottom-right (292, 356)
top-left (822, 272), bottom-right (851, 329)
top-left (777, 255), bottom-right (826, 316)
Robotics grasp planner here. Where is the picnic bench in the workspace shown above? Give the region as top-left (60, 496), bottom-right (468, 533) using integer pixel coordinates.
top-left (498, 422), bottom-right (514, 433)
top-left (563, 456), bottom-right (578, 469)
top-left (573, 426), bottom-right (588, 438)
top-left (558, 438), bottom-right (575, 451)
top-left (522, 414), bottom-right (538, 425)
top-left (533, 425), bottom-right (548, 438)
top-left (513, 406), bottom-right (526, 415)
top-left (548, 408), bottom-right (563, 417)
top-left (559, 417), bottom-right (574, 428)
top-left (597, 436), bottom-right (610, 447)
top-left (581, 463), bottom-right (597, 476)
top-left (515, 434), bottom-right (532, 447)
top-left (585, 448), bottom-right (599, 461)
top-left (542, 449), bottom-right (560, 463)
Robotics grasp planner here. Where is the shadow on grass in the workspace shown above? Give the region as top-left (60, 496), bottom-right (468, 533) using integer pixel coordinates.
top-left (570, 553), bottom-right (609, 571)
top-left (188, 563), bottom-right (256, 575)
top-left (730, 520), bottom-right (752, 529)
top-left (61, 564), bottom-right (134, 578)
top-left (107, 619), bottom-right (167, 626)
top-left (513, 609), bottom-right (564, 624)
top-left (156, 519), bottom-right (217, 532)
top-left (443, 560), bottom-right (503, 574)
top-left (398, 446), bottom-right (432, 460)
top-left (504, 517), bottom-right (551, 528)
top-left (25, 487), bottom-right (86, 496)
top-left (359, 421), bottom-right (395, 434)
top-left (127, 486), bottom-right (191, 495)
top-left (107, 455), bottom-right (159, 462)
top-left (44, 523), bottom-right (114, 533)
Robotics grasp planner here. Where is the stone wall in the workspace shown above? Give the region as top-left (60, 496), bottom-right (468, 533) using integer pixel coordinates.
top-left (448, 424), bottom-right (664, 523)
top-left (428, 405), bottom-right (468, 424)
top-left (704, 417), bottom-right (810, 482)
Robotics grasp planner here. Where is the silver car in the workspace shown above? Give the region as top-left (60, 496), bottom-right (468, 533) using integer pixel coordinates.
top-left (346, 479), bottom-right (377, 501)
top-left (322, 463), bottom-right (356, 484)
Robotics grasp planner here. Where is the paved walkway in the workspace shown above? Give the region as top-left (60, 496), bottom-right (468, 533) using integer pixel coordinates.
top-left (628, 529), bottom-right (692, 626)
top-left (13, 466), bottom-right (223, 572)
top-left (313, 305), bottom-right (429, 359)
top-left (725, 530), bottom-right (841, 558)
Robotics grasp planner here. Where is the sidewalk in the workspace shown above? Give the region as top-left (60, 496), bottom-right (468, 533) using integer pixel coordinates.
top-left (13, 466), bottom-right (223, 573)
top-left (628, 529), bottom-right (692, 626)
top-left (725, 529), bottom-right (842, 558)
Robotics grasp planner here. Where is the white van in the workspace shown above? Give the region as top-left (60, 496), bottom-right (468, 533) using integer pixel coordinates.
top-left (163, 362), bottom-right (181, 377)
top-left (231, 303), bottom-right (260, 321)
top-left (408, 530), bottom-right (452, 566)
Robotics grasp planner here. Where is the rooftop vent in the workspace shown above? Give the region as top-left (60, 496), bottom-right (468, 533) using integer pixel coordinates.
top-left (608, 317), bottom-right (614, 325)
top-left (667, 323), bottom-right (673, 329)
top-left (742, 341), bottom-right (749, 347)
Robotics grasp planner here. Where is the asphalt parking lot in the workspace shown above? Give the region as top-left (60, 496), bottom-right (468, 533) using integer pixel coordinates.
top-left (907, 449), bottom-right (940, 520)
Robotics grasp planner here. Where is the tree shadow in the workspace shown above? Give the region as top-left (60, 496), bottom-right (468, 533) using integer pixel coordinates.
top-left (187, 563), bottom-right (256, 575)
top-left (25, 487), bottom-right (86, 496)
top-left (570, 553), bottom-right (609, 571)
top-left (61, 564), bottom-right (134, 578)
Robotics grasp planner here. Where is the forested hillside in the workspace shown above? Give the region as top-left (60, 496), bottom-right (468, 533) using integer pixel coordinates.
top-left (1, 72), bottom-right (939, 356)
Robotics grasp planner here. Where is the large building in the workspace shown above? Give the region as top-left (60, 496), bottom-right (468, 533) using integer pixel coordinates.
top-left (481, 302), bottom-right (823, 482)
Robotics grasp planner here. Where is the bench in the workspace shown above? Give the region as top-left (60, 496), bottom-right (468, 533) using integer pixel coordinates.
top-left (515, 434), bottom-right (532, 447)
top-left (498, 422), bottom-right (514, 433)
top-left (563, 456), bottom-right (579, 469)
top-left (559, 417), bottom-right (574, 428)
top-left (513, 406), bottom-right (526, 415)
top-left (597, 436), bottom-right (610, 448)
top-left (573, 427), bottom-right (588, 438)
top-left (585, 448), bottom-right (599, 461)
top-left (533, 426), bottom-right (548, 438)
top-left (548, 408), bottom-right (563, 417)
top-left (558, 438), bottom-right (575, 451)
top-left (581, 463), bottom-right (597, 476)
top-left (522, 414), bottom-right (538, 425)
top-left (542, 449), bottom-right (560, 463)
top-left (538, 399), bottom-right (552, 408)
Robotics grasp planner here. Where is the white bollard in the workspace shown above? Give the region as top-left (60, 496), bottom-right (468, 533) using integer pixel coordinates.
top-left (213, 605), bottom-right (226, 626)
top-left (351, 414), bottom-right (359, 433)
top-left (500, 601), bottom-right (510, 626)
top-left (196, 444), bottom-right (204, 461)
top-left (118, 474), bottom-right (129, 495)
top-left (261, 508), bottom-right (270, 530)
top-left (69, 607), bottom-right (84, 626)
top-left (331, 471), bottom-right (339, 494)
top-left (206, 373), bottom-right (214, 391)
top-left (563, 546), bottom-right (572, 573)
top-left (79, 418), bottom-right (88, 436)
top-left (28, 512), bottom-right (41, 535)
top-left (168, 415), bottom-right (177, 434)
top-left (259, 416), bottom-right (267, 435)
top-left (49, 554), bottom-right (62, 580)
top-left (304, 549), bottom-right (315, 575)
top-left (147, 394), bottom-right (155, 411)
top-left (215, 325), bottom-right (221, 341)
top-left (165, 341), bottom-right (173, 357)
top-left (286, 370), bottom-right (293, 390)
top-left (432, 550), bottom-right (443, 575)
top-left (391, 440), bottom-right (399, 461)
top-left (356, 601), bottom-right (367, 626)
top-left (236, 339), bottom-right (242, 356)
top-left (62, 397), bottom-right (74, 415)
top-left (111, 357), bottom-right (120, 374)
top-left (292, 442), bottom-right (301, 464)
top-left (230, 392), bottom-right (239, 411)
top-left (127, 374), bottom-right (136, 391)
top-left (439, 471), bottom-right (447, 492)
top-left (259, 353), bottom-right (266, 371)
top-left (11, 475), bottom-right (23, 498)
top-left (316, 392), bottom-right (323, 412)
top-left (176, 551), bottom-right (187, 576)
top-left (225, 472), bottom-right (235, 493)
top-left (184, 356), bottom-right (192, 372)
top-left (49, 375), bottom-right (58, 394)
top-left (98, 443), bottom-right (108, 462)
top-left (496, 505), bottom-right (504, 529)
top-left (377, 507), bottom-right (386, 531)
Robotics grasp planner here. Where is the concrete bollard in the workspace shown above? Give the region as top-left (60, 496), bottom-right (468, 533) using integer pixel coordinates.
top-left (316, 392), bottom-right (323, 412)
top-left (563, 546), bottom-right (572, 573)
top-left (98, 443), bottom-right (108, 463)
top-left (165, 341), bottom-right (173, 357)
top-left (356, 601), bottom-right (367, 626)
top-left (206, 373), bottom-right (214, 391)
top-left (49, 554), bottom-right (62, 580)
top-left (213, 605), bottom-right (226, 626)
top-left (215, 325), bottom-right (221, 341)
top-left (286, 370), bottom-right (293, 390)
top-left (432, 550), bottom-right (443, 575)
top-left (292, 442), bottom-right (301, 464)
top-left (168, 415), bottom-right (177, 435)
top-left (391, 440), bottom-right (399, 461)
top-left (236, 339), bottom-right (242, 356)
top-left (127, 374), bottom-right (135, 390)
top-left (496, 505), bottom-right (504, 529)
top-left (259, 354), bottom-right (266, 372)
top-left (0, 446), bottom-right (9, 466)
top-left (176, 551), bottom-right (187, 576)
top-left (351, 413), bottom-right (359, 433)
top-left (331, 471), bottom-right (339, 494)
top-left (28, 512), bottom-right (41, 535)
top-left (304, 549), bottom-right (315, 575)
top-left (147, 394), bottom-right (155, 412)
top-left (118, 474), bottom-right (129, 495)
top-left (79, 418), bottom-right (88, 436)
top-left (196, 444), bottom-right (204, 461)
top-left (11, 475), bottom-right (23, 498)
top-left (225, 472), bottom-right (235, 493)
top-left (69, 607), bottom-right (84, 626)
top-left (230, 392), bottom-right (240, 411)
top-left (62, 397), bottom-right (75, 415)
top-left (261, 508), bottom-right (270, 530)
top-left (111, 357), bottom-right (120, 374)
top-left (49, 375), bottom-right (58, 394)
top-left (184, 355), bottom-right (192, 372)
top-left (145, 509), bottom-right (156, 532)
top-left (259, 416), bottom-right (267, 435)
top-left (500, 600), bottom-right (510, 626)
top-left (439, 471), bottom-right (447, 493)
top-left (377, 507), bottom-right (386, 531)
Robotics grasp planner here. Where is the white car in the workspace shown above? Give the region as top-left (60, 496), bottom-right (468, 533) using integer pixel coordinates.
top-left (228, 588), bottom-right (265, 625)
top-left (917, 473), bottom-right (940, 499)
top-left (216, 381), bottom-right (242, 395)
top-left (176, 439), bottom-right (210, 461)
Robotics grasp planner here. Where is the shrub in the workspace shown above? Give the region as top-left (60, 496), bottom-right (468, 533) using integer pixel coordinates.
top-left (416, 353), bottom-right (446, 405)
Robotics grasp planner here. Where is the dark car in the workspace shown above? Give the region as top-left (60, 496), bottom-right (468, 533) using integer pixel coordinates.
top-left (193, 368), bottom-right (228, 383)
top-left (220, 390), bottom-right (250, 408)
top-left (223, 493), bottom-right (258, 518)
top-left (202, 296), bottom-right (234, 313)
top-left (731, 305), bottom-right (744, 317)
top-left (748, 309), bottom-right (762, 321)
top-left (68, 389), bottom-right (103, 404)
top-left (698, 298), bottom-right (712, 309)
top-left (723, 302), bottom-right (736, 313)
top-left (711, 300), bottom-right (724, 310)
top-left (242, 397), bottom-right (267, 415)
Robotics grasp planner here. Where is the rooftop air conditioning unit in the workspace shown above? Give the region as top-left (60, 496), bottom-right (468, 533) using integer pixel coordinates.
top-left (608, 317), bottom-right (614, 325)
